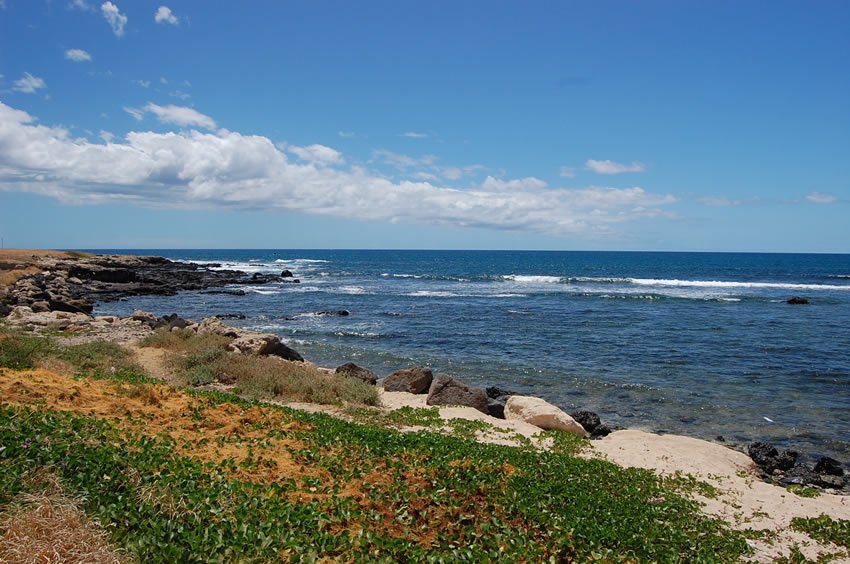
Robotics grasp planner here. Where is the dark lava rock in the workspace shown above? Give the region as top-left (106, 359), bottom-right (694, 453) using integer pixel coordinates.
top-left (335, 362), bottom-right (377, 385)
top-left (570, 410), bottom-right (601, 434)
top-left (263, 340), bottom-right (304, 362)
top-left (787, 296), bottom-right (810, 305)
top-left (281, 279), bottom-right (300, 284)
top-left (592, 424), bottom-right (612, 438)
top-left (203, 289), bottom-right (247, 296)
top-left (281, 270), bottom-right (294, 278)
top-left (716, 436), bottom-right (726, 442)
top-left (426, 374), bottom-right (488, 414)
top-left (485, 386), bottom-right (518, 419)
top-left (216, 313), bottom-right (247, 320)
top-left (317, 310), bottom-right (350, 317)
top-left (486, 386), bottom-right (518, 399)
top-left (813, 456), bottom-right (844, 476)
top-left (383, 367), bottom-right (433, 394)
top-left (487, 398), bottom-right (506, 419)
top-left (68, 266), bottom-right (137, 284)
top-left (0, 303), bottom-right (11, 317)
top-left (250, 273), bottom-right (279, 284)
top-left (748, 441), bottom-right (798, 474)
top-left (48, 298), bottom-right (93, 314)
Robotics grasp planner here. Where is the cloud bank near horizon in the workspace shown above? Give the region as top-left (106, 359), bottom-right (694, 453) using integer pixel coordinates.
top-left (0, 101), bottom-right (676, 236)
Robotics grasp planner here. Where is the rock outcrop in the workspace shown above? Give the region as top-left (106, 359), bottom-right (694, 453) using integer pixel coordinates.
top-left (383, 367), bottom-right (433, 394)
top-left (786, 296), bottom-right (809, 305)
top-left (1, 253), bottom-right (294, 316)
top-left (570, 410), bottom-right (612, 438)
top-left (426, 374), bottom-right (488, 414)
top-left (504, 396), bottom-right (589, 437)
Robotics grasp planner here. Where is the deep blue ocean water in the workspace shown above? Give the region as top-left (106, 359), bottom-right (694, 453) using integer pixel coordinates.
top-left (90, 250), bottom-right (850, 461)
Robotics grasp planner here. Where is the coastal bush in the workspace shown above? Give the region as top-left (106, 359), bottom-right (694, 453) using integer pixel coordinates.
top-left (142, 328), bottom-right (380, 406)
top-left (58, 340), bottom-right (150, 383)
top-left (229, 354), bottom-right (380, 406)
top-left (791, 515), bottom-right (850, 549)
top-left (0, 323), bottom-right (54, 369)
top-left (140, 327), bottom-right (232, 354)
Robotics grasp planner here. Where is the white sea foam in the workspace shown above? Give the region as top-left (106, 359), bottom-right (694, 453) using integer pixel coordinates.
top-left (629, 278), bottom-right (850, 291)
top-left (491, 293), bottom-right (529, 298)
top-left (274, 258), bottom-right (329, 264)
top-left (406, 290), bottom-right (460, 298)
top-left (338, 285), bottom-right (367, 295)
top-left (244, 288), bottom-right (281, 295)
top-left (503, 275), bottom-right (563, 284)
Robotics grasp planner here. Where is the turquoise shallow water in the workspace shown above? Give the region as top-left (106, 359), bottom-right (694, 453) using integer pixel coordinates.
top-left (91, 249), bottom-right (850, 461)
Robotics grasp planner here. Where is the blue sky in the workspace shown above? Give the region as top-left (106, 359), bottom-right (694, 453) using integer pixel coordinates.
top-left (0, 1), bottom-right (848, 252)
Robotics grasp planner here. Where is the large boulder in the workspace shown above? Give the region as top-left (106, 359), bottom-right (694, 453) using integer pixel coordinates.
top-left (787, 296), bottom-right (809, 305)
top-left (335, 362), bottom-right (377, 385)
top-left (426, 374), bottom-right (488, 414)
top-left (486, 386), bottom-right (518, 419)
top-left (504, 396), bottom-right (589, 437)
top-left (383, 367), bottom-right (433, 394)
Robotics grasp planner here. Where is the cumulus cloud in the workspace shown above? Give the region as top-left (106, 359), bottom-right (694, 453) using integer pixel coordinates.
top-left (65, 48), bottom-right (93, 62)
top-left (586, 159), bottom-right (646, 175)
top-left (123, 103), bottom-right (216, 129)
top-left (154, 6), bottom-right (178, 25)
top-left (806, 192), bottom-right (837, 204)
top-left (288, 144), bottom-right (344, 165)
top-left (559, 166), bottom-right (576, 178)
top-left (13, 73), bottom-right (47, 94)
top-left (101, 2), bottom-right (127, 37)
top-left (0, 101), bottom-right (676, 236)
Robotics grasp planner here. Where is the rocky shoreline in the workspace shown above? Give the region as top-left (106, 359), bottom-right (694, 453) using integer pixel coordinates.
top-left (1, 250), bottom-right (847, 496)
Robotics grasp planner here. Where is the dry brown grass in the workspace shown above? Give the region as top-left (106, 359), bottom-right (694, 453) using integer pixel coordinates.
top-left (0, 266), bottom-right (40, 288)
top-left (0, 472), bottom-right (125, 564)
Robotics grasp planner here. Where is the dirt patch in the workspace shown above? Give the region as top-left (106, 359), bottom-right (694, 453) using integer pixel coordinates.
top-left (0, 368), bottom-right (320, 487)
top-left (130, 345), bottom-right (177, 384)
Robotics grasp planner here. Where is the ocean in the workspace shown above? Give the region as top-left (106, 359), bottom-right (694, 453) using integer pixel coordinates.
top-left (90, 249), bottom-right (850, 461)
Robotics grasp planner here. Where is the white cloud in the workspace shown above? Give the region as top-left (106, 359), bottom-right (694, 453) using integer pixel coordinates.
top-left (13, 73), bottom-right (47, 94)
top-left (154, 6), bottom-right (178, 25)
top-left (401, 131), bottom-right (429, 139)
top-left (0, 101), bottom-right (676, 236)
top-left (806, 192), bottom-right (837, 204)
top-left (99, 130), bottom-right (115, 143)
top-left (337, 131), bottom-right (354, 138)
top-left (559, 166), bottom-right (576, 178)
top-left (123, 106), bottom-right (144, 120)
top-left (133, 79), bottom-right (151, 88)
top-left (101, 2), bottom-right (127, 37)
top-left (373, 149), bottom-right (438, 170)
top-left (288, 144), bottom-right (344, 165)
top-left (169, 90), bottom-right (191, 100)
top-left (586, 159), bottom-right (646, 175)
top-left (138, 103), bottom-right (216, 129)
top-left (69, 0), bottom-right (95, 11)
top-left (65, 48), bottom-right (93, 62)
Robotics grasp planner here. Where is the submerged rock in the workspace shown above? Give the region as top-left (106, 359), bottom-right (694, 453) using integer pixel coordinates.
top-left (317, 310), bottom-right (350, 317)
top-left (383, 367), bottom-right (433, 394)
top-left (787, 296), bottom-right (809, 304)
top-left (505, 396), bottom-right (589, 437)
top-left (426, 374), bottom-right (488, 414)
top-left (335, 362), bottom-right (377, 385)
